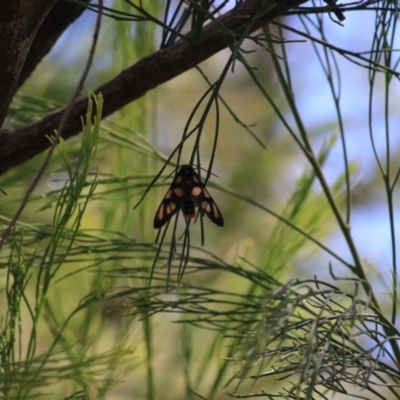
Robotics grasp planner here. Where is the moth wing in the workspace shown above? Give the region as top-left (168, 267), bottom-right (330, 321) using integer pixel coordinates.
top-left (153, 188), bottom-right (181, 229)
top-left (197, 187), bottom-right (224, 227)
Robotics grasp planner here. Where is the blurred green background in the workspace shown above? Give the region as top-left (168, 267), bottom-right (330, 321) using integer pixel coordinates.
top-left (1, 1), bottom-right (400, 399)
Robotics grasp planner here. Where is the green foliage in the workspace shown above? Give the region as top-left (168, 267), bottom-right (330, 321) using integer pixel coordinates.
top-left (1, 93), bottom-right (137, 399)
top-left (2, 1), bottom-right (400, 399)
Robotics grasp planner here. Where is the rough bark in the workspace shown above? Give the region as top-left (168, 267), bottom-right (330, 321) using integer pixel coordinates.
top-left (18, 0), bottom-right (90, 87)
top-left (0, 0), bottom-right (58, 127)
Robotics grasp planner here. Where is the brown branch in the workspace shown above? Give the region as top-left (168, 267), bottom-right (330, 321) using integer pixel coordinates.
top-left (0, 0), bottom-right (88, 126)
top-left (0, 0), bottom-right (306, 176)
top-left (0, 0), bottom-right (58, 127)
top-left (18, 0), bottom-right (90, 87)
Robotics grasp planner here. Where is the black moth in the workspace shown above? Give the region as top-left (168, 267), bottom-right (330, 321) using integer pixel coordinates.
top-left (153, 164), bottom-right (223, 229)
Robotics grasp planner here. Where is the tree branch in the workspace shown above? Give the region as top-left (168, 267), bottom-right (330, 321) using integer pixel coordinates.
top-left (18, 0), bottom-right (90, 87)
top-left (0, 0), bottom-right (58, 127)
top-left (0, 0), bottom-right (307, 176)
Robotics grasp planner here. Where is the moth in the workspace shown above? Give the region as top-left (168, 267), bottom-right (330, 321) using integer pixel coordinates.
top-left (153, 164), bottom-right (224, 229)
